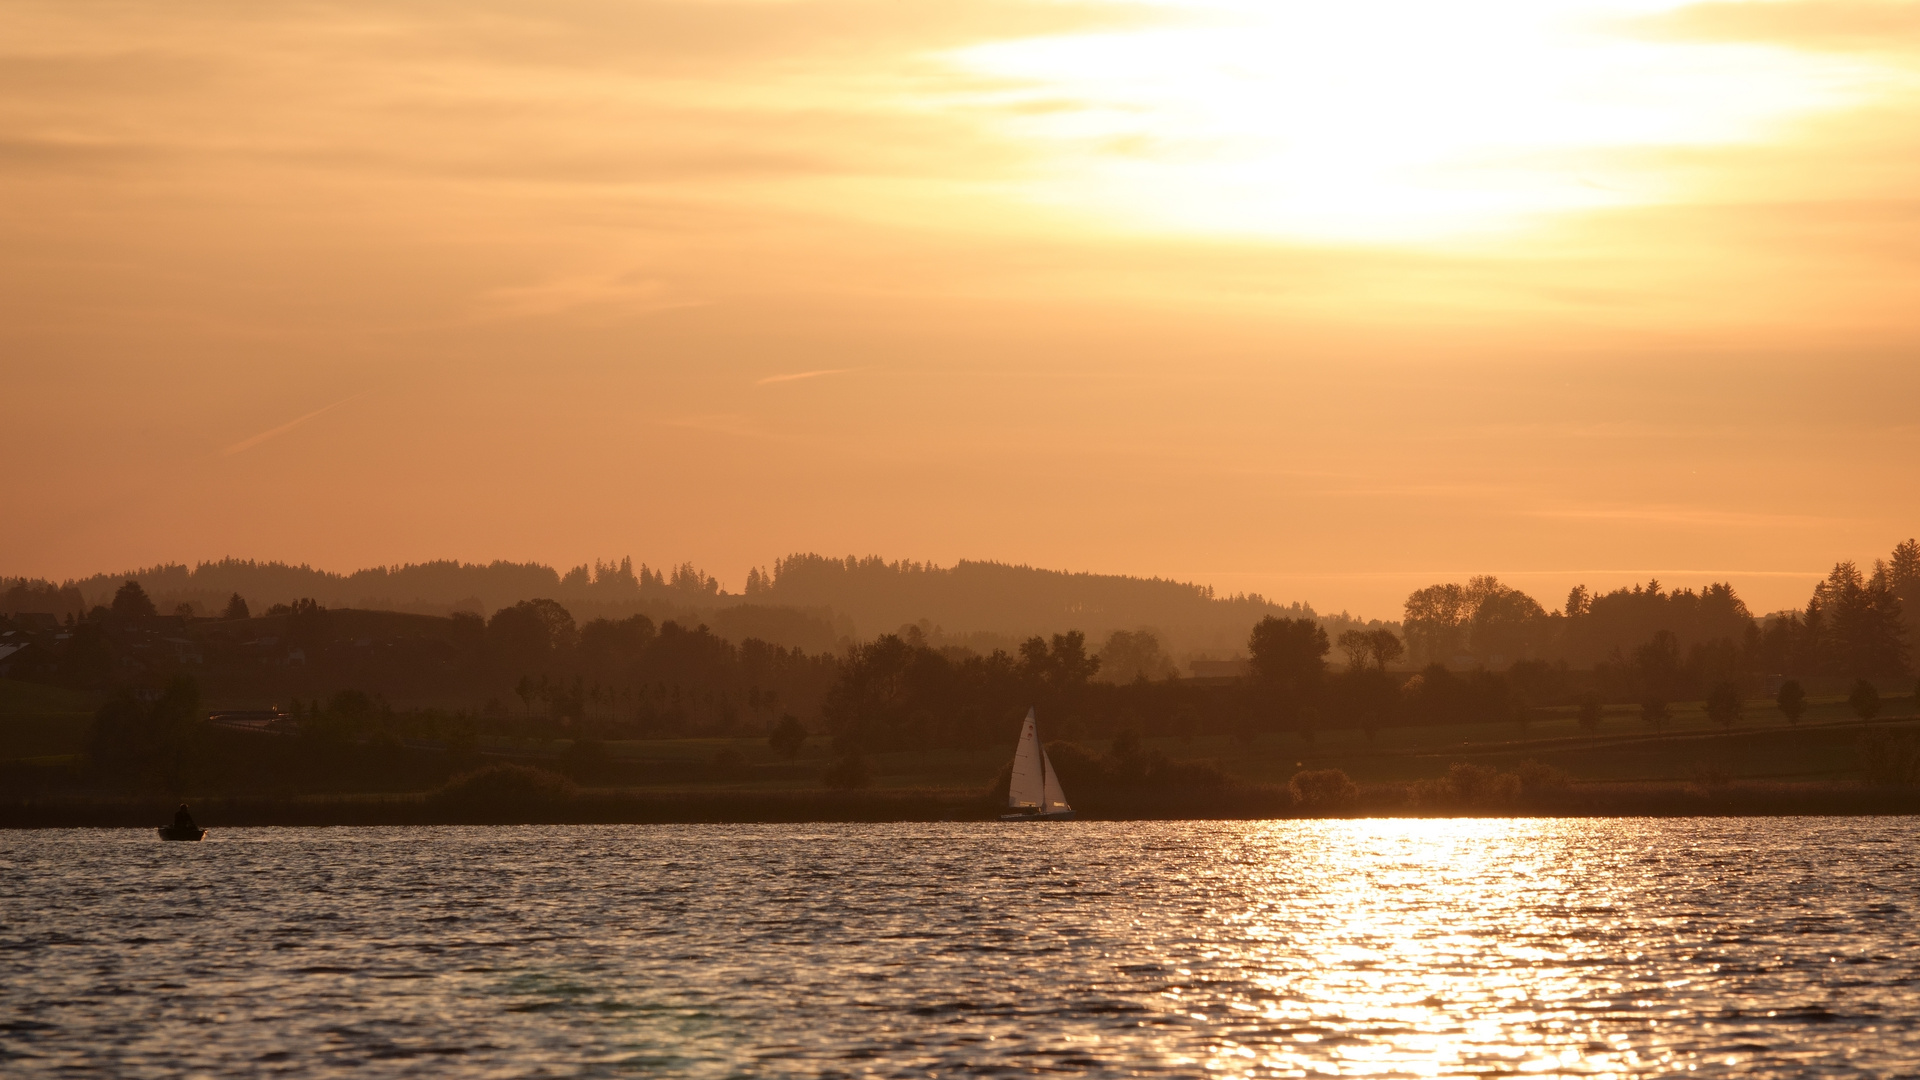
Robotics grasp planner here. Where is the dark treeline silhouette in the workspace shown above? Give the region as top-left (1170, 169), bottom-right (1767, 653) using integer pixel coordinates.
top-left (741, 554), bottom-right (1378, 656)
top-left (2, 553), bottom-right (1389, 660)
top-left (1400, 540), bottom-right (1918, 681)
top-left (0, 582), bottom-right (836, 743)
top-left (5, 557), bottom-right (722, 618)
top-left (16, 600), bottom-right (1918, 805)
top-left (5, 539), bottom-right (1915, 804)
top-left (0, 558), bottom-right (847, 649)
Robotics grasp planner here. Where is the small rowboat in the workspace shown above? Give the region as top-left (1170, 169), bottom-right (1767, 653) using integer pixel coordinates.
top-left (157, 825), bottom-right (206, 841)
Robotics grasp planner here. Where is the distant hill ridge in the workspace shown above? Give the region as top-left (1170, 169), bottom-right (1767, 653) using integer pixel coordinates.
top-left (2, 554), bottom-right (1391, 659)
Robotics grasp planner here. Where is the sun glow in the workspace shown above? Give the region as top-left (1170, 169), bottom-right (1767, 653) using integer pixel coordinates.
top-left (952, 0), bottom-right (1888, 242)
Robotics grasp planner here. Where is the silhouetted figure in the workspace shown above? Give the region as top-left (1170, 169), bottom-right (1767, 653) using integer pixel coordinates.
top-left (174, 803), bottom-right (197, 831)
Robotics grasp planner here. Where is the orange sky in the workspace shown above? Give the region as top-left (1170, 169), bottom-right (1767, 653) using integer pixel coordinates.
top-left (3, 0), bottom-right (1918, 619)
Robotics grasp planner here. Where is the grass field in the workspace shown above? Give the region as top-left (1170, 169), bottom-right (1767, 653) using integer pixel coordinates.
top-left (551, 689), bottom-right (1920, 794)
top-left (0, 680), bottom-right (101, 760)
top-left (4, 679), bottom-right (1915, 797)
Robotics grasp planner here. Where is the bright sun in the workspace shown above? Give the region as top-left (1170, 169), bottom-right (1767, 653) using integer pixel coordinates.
top-left (951, 0), bottom-right (1882, 243)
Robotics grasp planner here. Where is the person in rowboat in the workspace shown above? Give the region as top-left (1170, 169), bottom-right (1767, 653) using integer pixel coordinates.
top-left (173, 803), bottom-right (198, 833)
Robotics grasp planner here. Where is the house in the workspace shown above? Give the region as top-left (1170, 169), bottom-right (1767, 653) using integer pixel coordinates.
top-left (163, 637), bottom-right (205, 664)
top-left (0, 641), bottom-right (33, 677)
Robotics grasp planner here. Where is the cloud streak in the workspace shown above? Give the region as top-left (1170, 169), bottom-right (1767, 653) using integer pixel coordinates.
top-left (1627, 1), bottom-right (1920, 52)
top-left (755, 368), bottom-right (854, 386)
top-left (221, 393), bottom-right (368, 456)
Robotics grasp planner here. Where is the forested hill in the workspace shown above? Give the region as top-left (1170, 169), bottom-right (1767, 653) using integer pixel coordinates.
top-left (21, 558), bottom-right (729, 624)
top-left (2, 555), bottom-right (1389, 660)
top-left (742, 555), bottom-right (1382, 656)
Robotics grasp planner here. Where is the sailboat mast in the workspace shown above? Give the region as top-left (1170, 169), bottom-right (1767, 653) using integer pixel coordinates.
top-left (1036, 714), bottom-right (1049, 805)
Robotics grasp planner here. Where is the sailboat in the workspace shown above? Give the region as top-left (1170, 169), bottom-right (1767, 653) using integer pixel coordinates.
top-left (1001, 707), bottom-right (1075, 821)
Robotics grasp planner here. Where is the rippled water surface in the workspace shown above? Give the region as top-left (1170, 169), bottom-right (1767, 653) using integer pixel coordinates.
top-left (4, 820), bottom-right (1920, 1076)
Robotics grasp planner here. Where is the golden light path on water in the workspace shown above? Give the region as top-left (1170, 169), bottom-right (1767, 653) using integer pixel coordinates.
top-left (1185, 820), bottom-right (1629, 1076)
top-left (952, 0), bottom-right (1893, 242)
top-left (8, 820), bottom-right (1918, 1076)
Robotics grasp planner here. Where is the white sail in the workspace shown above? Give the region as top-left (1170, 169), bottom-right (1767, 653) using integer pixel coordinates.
top-left (1007, 708), bottom-right (1045, 808)
top-left (1040, 742), bottom-right (1070, 813)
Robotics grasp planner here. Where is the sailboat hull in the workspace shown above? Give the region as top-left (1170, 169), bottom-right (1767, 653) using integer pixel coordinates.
top-left (999, 809), bottom-right (1076, 821)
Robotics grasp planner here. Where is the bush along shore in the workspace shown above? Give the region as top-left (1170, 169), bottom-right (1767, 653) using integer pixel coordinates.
top-left (11, 761), bottom-right (1920, 828)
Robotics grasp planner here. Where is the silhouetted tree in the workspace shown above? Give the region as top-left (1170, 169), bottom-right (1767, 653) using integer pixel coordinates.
top-left (1810, 562), bottom-right (1908, 677)
top-left (1019, 631), bottom-right (1100, 690)
top-left (281, 597), bottom-right (329, 649)
top-left (111, 580), bottom-right (157, 619)
top-left (1640, 696), bottom-right (1669, 732)
top-left (769, 713), bottom-right (809, 759)
top-left (1336, 629), bottom-right (1373, 671)
top-left (1887, 539), bottom-right (1920, 652)
top-left (1365, 628), bottom-right (1406, 670)
top-left (1402, 577), bottom-right (1547, 667)
top-left (1576, 693), bottom-right (1603, 732)
top-left (1631, 631), bottom-right (1686, 702)
top-left (577, 613), bottom-right (656, 673)
top-left (1248, 616), bottom-right (1328, 736)
top-left (1704, 681), bottom-right (1743, 727)
top-left (1335, 628), bottom-right (1406, 672)
top-left (1249, 617), bottom-right (1328, 691)
top-left (490, 598), bottom-right (576, 667)
top-left (549, 677), bottom-right (586, 724)
top-left (221, 593), bottom-right (250, 621)
top-left (1776, 679), bottom-right (1806, 724)
top-left (1559, 578), bottom-right (1756, 669)
top-left (1402, 583), bottom-right (1469, 665)
top-left (1850, 679), bottom-right (1881, 721)
top-left (1096, 629), bottom-right (1174, 683)
top-left (1467, 577), bottom-right (1547, 665)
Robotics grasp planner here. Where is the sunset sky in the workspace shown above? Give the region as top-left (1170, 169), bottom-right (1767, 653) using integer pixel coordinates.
top-left (5, 0), bottom-right (1918, 619)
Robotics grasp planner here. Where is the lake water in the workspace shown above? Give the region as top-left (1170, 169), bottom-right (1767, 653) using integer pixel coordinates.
top-left (3, 820), bottom-right (1918, 1077)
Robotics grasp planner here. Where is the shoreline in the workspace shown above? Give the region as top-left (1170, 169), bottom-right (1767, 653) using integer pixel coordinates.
top-left (9, 781), bottom-right (1920, 828)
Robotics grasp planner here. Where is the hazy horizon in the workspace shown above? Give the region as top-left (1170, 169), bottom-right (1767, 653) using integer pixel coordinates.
top-left (3, 547), bottom-right (1895, 625)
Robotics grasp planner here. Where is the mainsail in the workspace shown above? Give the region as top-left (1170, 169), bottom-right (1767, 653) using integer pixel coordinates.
top-left (1007, 707), bottom-right (1072, 814)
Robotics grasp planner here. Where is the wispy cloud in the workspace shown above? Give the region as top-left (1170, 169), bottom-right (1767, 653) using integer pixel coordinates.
top-left (221, 392), bottom-right (368, 456)
top-left (1625, 1), bottom-right (1920, 53)
top-left (482, 274), bottom-right (697, 320)
top-left (1519, 504), bottom-right (1840, 529)
top-left (755, 368), bottom-right (854, 386)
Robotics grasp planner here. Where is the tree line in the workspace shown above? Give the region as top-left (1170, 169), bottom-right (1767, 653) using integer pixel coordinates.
top-left (1401, 539), bottom-right (1917, 679)
top-left (18, 538), bottom-right (1918, 791)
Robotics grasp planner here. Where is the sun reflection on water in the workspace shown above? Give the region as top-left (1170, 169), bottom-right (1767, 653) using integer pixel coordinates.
top-left (9, 821), bottom-right (1917, 1076)
top-left (1174, 819), bottom-right (1707, 1077)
